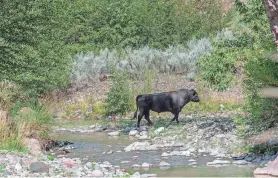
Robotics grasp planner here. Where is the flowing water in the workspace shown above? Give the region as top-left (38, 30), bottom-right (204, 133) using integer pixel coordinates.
top-left (54, 132), bottom-right (256, 177)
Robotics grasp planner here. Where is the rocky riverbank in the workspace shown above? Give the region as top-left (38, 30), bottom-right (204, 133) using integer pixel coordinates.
top-left (55, 112), bottom-right (278, 167)
top-left (0, 150), bottom-right (130, 177)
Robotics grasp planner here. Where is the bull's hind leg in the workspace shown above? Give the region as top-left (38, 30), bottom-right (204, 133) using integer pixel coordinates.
top-left (144, 110), bottom-right (153, 126)
top-left (137, 110), bottom-right (144, 128)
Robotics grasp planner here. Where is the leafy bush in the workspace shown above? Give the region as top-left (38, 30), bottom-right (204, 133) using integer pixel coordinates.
top-left (197, 28), bottom-right (255, 91)
top-left (243, 52), bottom-right (278, 132)
top-left (71, 38), bottom-right (212, 86)
top-left (105, 71), bottom-right (133, 115)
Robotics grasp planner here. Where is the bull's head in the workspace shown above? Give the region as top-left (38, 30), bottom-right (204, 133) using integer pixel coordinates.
top-left (189, 89), bottom-right (200, 102)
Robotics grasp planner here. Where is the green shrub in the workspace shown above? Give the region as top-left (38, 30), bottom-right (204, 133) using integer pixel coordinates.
top-left (105, 71), bottom-right (133, 115)
top-left (197, 29), bottom-right (253, 91)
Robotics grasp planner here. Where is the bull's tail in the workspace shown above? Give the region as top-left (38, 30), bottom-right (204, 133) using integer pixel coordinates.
top-left (132, 95), bottom-right (142, 120)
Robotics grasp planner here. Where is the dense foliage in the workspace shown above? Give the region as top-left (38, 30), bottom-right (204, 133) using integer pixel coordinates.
top-left (0, 0), bottom-right (225, 97)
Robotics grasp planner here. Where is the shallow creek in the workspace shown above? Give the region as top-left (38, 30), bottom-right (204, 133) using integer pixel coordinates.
top-left (54, 132), bottom-right (256, 177)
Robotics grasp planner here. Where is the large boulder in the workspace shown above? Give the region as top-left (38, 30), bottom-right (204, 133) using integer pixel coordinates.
top-left (29, 162), bottom-right (49, 173)
top-left (22, 138), bottom-right (42, 155)
top-left (254, 156), bottom-right (278, 178)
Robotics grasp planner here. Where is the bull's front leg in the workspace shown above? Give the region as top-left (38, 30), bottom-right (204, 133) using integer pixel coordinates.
top-left (166, 110), bottom-right (180, 127)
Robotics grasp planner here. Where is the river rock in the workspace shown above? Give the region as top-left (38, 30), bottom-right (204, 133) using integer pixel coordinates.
top-left (189, 162), bottom-right (198, 166)
top-left (131, 172), bottom-right (140, 178)
top-left (14, 163), bottom-right (22, 171)
top-left (154, 127), bottom-right (165, 135)
top-left (129, 130), bottom-right (138, 136)
top-left (121, 161), bottom-right (130, 164)
top-left (161, 152), bottom-right (169, 157)
top-left (207, 160), bottom-right (231, 165)
top-left (108, 131), bottom-right (120, 136)
top-left (142, 162), bottom-right (150, 168)
top-left (100, 161), bottom-right (112, 169)
top-left (172, 141), bottom-right (184, 147)
top-left (22, 138), bottom-right (42, 155)
top-left (169, 150), bottom-right (191, 156)
top-left (132, 164), bottom-right (141, 168)
top-left (63, 158), bottom-right (76, 168)
top-left (85, 162), bottom-right (92, 169)
top-left (159, 161), bottom-right (170, 167)
top-left (29, 162), bottom-right (49, 173)
top-left (188, 159), bottom-right (196, 162)
top-left (141, 174), bottom-right (157, 178)
top-left (233, 160), bottom-right (248, 165)
top-left (124, 142), bottom-right (157, 151)
top-left (91, 170), bottom-right (104, 177)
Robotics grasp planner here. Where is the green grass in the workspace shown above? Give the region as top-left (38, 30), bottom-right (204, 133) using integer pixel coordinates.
top-left (0, 164), bottom-right (6, 173)
top-left (47, 154), bottom-right (55, 161)
top-left (0, 139), bottom-right (27, 152)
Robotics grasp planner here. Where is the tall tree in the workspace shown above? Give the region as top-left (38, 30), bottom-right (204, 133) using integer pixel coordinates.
top-left (264, 0), bottom-right (278, 50)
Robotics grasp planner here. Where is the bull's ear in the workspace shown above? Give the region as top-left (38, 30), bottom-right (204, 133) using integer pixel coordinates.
top-left (190, 89), bottom-right (196, 95)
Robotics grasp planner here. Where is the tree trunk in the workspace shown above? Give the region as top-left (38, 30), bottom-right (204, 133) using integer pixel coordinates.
top-left (264, 0), bottom-right (278, 50)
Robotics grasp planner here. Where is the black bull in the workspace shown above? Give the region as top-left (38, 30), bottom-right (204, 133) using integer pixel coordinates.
top-left (132, 89), bottom-right (200, 128)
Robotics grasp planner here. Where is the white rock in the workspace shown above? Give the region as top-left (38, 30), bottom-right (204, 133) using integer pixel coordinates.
top-left (124, 142), bottom-right (157, 152)
top-left (154, 127), bottom-right (165, 134)
top-left (89, 125), bottom-right (95, 129)
top-left (170, 151), bottom-right (181, 156)
top-left (132, 164), bottom-right (141, 168)
top-left (121, 161), bottom-right (130, 164)
top-left (233, 160), bottom-right (248, 165)
top-left (15, 163), bottom-right (22, 171)
top-left (188, 159), bottom-right (196, 162)
top-left (131, 172), bottom-right (140, 178)
top-left (129, 130), bottom-right (138, 136)
top-left (161, 152), bottom-right (169, 157)
top-left (141, 174), bottom-right (157, 178)
top-left (189, 162), bottom-right (198, 166)
top-left (181, 151), bottom-right (191, 157)
top-left (172, 141), bottom-right (184, 147)
top-left (91, 170), bottom-right (104, 177)
top-left (107, 131), bottom-right (120, 136)
top-left (207, 160), bottom-right (231, 165)
top-left (142, 162), bottom-right (150, 168)
top-left (159, 161), bottom-right (170, 167)
top-left (85, 162), bottom-right (92, 169)
top-left (139, 135), bottom-right (149, 140)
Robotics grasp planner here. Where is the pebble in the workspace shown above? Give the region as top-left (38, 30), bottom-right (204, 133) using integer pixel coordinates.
top-left (141, 162), bottom-right (150, 168)
top-left (14, 163), bottom-right (22, 171)
top-left (207, 160), bottom-right (231, 166)
top-left (159, 161), bottom-right (170, 167)
top-left (233, 160), bottom-right (248, 165)
top-left (129, 130), bottom-right (139, 136)
top-left (91, 170), bottom-right (104, 177)
top-left (107, 131), bottom-right (120, 136)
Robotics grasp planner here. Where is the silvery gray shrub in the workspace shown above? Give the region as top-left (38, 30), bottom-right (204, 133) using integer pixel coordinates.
top-left (70, 37), bottom-right (213, 85)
